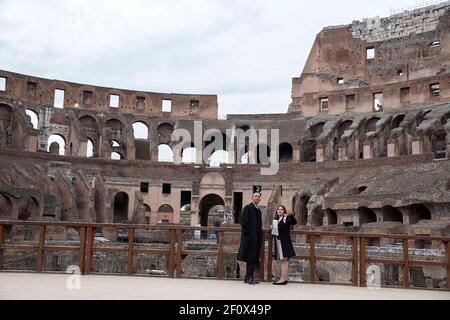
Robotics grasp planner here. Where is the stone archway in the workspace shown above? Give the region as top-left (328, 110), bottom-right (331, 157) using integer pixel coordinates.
top-left (325, 209), bottom-right (338, 225)
top-left (199, 194), bottom-right (225, 228)
top-left (113, 192), bottom-right (129, 223)
top-left (157, 204), bottom-right (174, 224)
top-left (382, 206), bottom-right (403, 223)
top-left (409, 204), bottom-right (432, 224)
top-left (18, 197), bottom-right (40, 221)
top-left (358, 207), bottom-right (377, 225)
top-left (279, 143), bottom-right (293, 163)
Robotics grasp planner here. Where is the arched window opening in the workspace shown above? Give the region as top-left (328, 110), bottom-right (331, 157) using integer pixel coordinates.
top-left (87, 139), bottom-right (94, 158)
top-left (133, 122), bottom-right (149, 140)
top-left (47, 135), bottom-right (65, 156)
top-left (325, 209), bottom-right (338, 225)
top-left (113, 192), bottom-right (129, 223)
top-left (409, 204), bottom-right (432, 224)
top-left (25, 110), bottom-right (39, 129)
top-left (365, 117), bottom-right (380, 134)
top-left (392, 115), bottom-right (405, 129)
top-left (111, 152), bottom-right (123, 160)
top-left (358, 207), bottom-right (377, 225)
top-left (382, 206), bottom-right (403, 223)
top-left (158, 144), bottom-right (174, 163)
top-left (279, 143), bottom-right (293, 163)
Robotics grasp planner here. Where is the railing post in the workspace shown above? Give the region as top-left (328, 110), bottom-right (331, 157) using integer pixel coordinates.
top-left (360, 237), bottom-right (366, 287)
top-left (259, 231), bottom-right (266, 282)
top-left (217, 231), bottom-right (224, 280)
top-left (36, 225), bottom-right (46, 273)
top-left (309, 235), bottom-right (316, 283)
top-left (176, 229), bottom-right (183, 278)
top-left (447, 241), bottom-right (450, 290)
top-left (79, 227), bottom-right (86, 275)
top-left (85, 226), bottom-right (94, 275)
top-left (403, 239), bottom-right (410, 289)
top-left (352, 236), bottom-right (359, 286)
top-left (168, 229), bottom-right (176, 278)
top-left (0, 225), bottom-right (5, 270)
top-left (267, 232), bottom-right (273, 283)
top-left (127, 228), bottom-right (135, 276)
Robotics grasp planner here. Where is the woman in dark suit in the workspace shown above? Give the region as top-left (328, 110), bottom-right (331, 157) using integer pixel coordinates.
top-left (272, 205), bottom-right (297, 285)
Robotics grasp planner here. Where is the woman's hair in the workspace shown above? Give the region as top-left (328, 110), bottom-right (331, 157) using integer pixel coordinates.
top-left (274, 205), bottom-right (287, 219)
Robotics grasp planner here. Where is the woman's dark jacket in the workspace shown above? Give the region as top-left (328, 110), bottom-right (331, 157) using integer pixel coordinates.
top-left (274, 215), bottom-right (297, 260)
top-left (237, 203), bottom-right (263, 264)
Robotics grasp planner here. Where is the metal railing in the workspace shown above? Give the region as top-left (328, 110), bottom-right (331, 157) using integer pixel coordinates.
top-left (0, 220), bottom-right (449, 291)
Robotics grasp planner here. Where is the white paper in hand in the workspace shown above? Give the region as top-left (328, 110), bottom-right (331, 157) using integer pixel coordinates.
top-left (271, 219), bottom-right (279, 236)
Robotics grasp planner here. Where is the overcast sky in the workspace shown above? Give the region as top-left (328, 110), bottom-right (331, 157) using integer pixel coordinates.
top-left (0, 0), bottom-right (426, 116)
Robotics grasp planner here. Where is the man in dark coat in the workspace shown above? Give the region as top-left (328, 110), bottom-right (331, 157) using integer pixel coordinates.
top-left (237, 192), bottom-right (263, 285)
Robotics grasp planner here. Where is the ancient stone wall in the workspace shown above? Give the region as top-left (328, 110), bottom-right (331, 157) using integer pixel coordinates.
top-left (290, 2), bottom-right (450, 117)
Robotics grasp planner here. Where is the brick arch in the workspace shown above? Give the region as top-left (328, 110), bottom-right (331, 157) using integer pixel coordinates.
top-left (25, 109), bottom-right (39, 129)
top-left (279, 142), bottom-right (293, 163)
top-left (392, 114), bottom-right (406, 129)
top-left (365, 117), bottom-right (381, 134)
top-left (199, 194), bottom-right (225, 228)
top-left (309, 122), bottom-right (326, 139)
top-left (409, 204), bottom-right (432, 224)
top-left (325, 209), bottom-right (338, 225)
top-left (18, 197), bottom-right (40, 221)
top-left (50, 112), bottom-right (70, 126)
top-left (200, 172), bottom-right (225, 186)
top-left (158, 123), bottom-right (174, 145)
top-left (105, 118), bottom-right (125, 131)
top-left (338, 120), bottom-right (353, 137)
top-left (47, 134), bottom-right (66, 155)
top-left (113, 192), bottom-right (129, 223)
top-left (79, 115), bottom-right (99, 131)
top-left (132, 121), bottom-right (150, 140)
top-left (382, 206), bottom-right (403, 223)
top-left (358, 207), bottom-right (377, 225)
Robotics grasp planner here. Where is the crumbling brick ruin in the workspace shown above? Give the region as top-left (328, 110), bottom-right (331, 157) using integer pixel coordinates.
top-left (1, 2), bottom-right (450, 275)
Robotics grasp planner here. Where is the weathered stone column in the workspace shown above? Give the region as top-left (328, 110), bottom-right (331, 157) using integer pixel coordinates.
top-left (316, 143), bottom-right (325, 163)
top-left (363, 142), bottom-right (374, 160)
top-left (291, 145), bottom-right (300, 163)
top-left (190, 195), bottom-right (200, 227)
top-left (412, 140), bottom-right (423, 155)
top-left (387, 142), bottom-right (397, 158)
top-left (338, 143), bottom-right (348, 161)
top-left (78, 140), bottom-right (87, 157)
top-left (398, 207), bottom-right (411, 225)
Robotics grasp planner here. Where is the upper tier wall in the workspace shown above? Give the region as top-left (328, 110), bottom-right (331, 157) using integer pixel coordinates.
top-left (290, 2), bottom-right (450, 117)
top-left (0, 70), bottom-right (218, 120)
